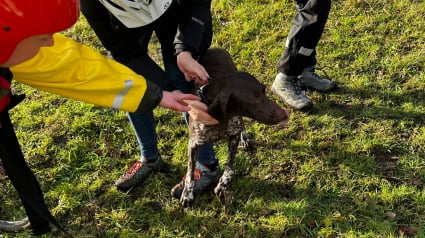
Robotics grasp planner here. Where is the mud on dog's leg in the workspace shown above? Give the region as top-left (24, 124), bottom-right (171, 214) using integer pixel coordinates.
top-left (214, 133), bottom-right (240, 199)
top-left (181, 140), bottom-right (199, 207)
top-left (239, 127), bottom-right (254, 151)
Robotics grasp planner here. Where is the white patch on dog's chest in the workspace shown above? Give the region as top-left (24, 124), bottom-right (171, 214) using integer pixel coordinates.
top-left (190, 116), bottom-right (243, 144)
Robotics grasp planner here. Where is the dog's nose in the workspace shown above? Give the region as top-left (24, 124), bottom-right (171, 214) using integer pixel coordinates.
top-left (277, 109), bottom-right (290, 126)
top-left (284, 109), bottom-right (290, 120)
top-left (279, 115), bottom-right (290, 126)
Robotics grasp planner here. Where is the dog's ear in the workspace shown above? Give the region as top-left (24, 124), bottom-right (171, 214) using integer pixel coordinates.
top-left (208, 88), bottom-right (231, 121)
top-left (200, 48), bottom-right (238, 78)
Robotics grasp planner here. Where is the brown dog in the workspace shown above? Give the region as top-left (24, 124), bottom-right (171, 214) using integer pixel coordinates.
top-left (178, 48), bottom-right (289, 207)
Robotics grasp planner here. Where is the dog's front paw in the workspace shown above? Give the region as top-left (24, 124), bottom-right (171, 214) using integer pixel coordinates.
top-left (180, 181), bottom-right (195, 207)
top-left (180, 192), bottom-right (194, 207)
top-left (214, 168), bottom-right (234, 200)
top-left (214, 183), bottom-right (227, 200)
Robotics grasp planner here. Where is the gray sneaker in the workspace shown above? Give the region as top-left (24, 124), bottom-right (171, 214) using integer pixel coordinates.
top-left (272, 72), bottom-right (313, 111)
top-left (115, 156), bottom-right (165, 192)
top-left (171, 162), bottom-right (221, 199)
top-left (299, 66), bottom-right (337, 92)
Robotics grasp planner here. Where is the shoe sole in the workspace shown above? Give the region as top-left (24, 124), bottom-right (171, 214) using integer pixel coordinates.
top-left (271, 85), bottom-right (313, 112)
top-left (299, 81), bottom-right (338, 93)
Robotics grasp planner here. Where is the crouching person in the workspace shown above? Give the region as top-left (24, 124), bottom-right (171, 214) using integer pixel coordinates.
top-left (0, 0), bottom-right (210, 235)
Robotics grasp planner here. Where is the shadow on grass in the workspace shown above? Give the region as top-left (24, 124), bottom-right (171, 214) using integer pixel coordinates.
top-left (311, 86), bottom-right (425, 124)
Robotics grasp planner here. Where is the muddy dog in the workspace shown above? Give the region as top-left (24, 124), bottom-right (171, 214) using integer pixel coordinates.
top-left (178, 48), bottom-right (290, 207)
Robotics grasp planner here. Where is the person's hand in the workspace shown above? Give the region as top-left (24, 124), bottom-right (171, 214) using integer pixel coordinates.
top-left (159, 91), bottom-right (219, 125)
top-left (184, 100), bottom-right (219, 125)
top-left (177, 51), bottom-right (209, 85)
top-left (159, 90), bottom-right (200, 112)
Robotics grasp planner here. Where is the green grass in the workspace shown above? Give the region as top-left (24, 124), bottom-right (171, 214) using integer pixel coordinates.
top-left (1, 0), bottom-right (425, 237)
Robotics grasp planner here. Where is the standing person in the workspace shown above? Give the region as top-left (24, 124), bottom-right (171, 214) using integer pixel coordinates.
top-left (1, 0), bottom-right (207, 235)
top-left (271, 0), bottom-right (337, 112)
top-left (80, 0), bottom-right (221, 197)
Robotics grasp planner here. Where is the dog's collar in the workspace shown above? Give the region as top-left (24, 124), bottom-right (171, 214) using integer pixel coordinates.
top-left (195, 83), bottom-right (210, 106)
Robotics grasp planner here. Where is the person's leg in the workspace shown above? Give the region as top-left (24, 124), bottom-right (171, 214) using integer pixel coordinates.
top-left (0, 113), bottom-right (51, 235)
top-left (272, 0), bottom-right (335, 111)
top-left (81, 1), bottom-right (170, 191)
top-left (114, 110), bottom-right (166, 192)
top-left (127, 112), bottom-right (158, 160)
top-left (273, 0), bottom-right (316, 111)
top-left (277, 0), bottom-right (331, 75)
top-left (292, 0), bottom-right (336, 92)
top-left (114, 28), bottom-right (181, 191)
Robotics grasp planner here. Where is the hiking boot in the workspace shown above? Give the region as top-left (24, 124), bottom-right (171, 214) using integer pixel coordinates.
top-left (272, 72), bottom-right (313, 112)
top-left (171, 162), bottom-right (221, 199)
top-left (115, 156), bottom-right (165, 192)
top-left (299, 66), bottom-right (337, 92)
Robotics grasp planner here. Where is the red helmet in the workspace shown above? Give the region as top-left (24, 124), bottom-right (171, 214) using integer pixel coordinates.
top-left (0, 0), bottom-right (80, 64)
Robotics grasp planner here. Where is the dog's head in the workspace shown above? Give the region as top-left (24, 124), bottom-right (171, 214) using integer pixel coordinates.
top-left (204, 71), bottom-right (289, 125)
top-left (199, 47), bottom-right (289, 125)
top-left (199, 48), bottom-right (238, 77)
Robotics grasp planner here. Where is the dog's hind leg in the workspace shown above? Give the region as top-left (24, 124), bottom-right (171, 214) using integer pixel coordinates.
top-left (180, 139), bottom-right (199, 207)
top-left (214, 133), bottom-right (240, 200)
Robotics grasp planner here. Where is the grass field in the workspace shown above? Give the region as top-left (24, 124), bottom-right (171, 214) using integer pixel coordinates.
top-left (1, 0), bottom-right (425, 237)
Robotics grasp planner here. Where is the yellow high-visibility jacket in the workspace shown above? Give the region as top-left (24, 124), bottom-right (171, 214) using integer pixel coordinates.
top-left (11, 34), bottom-right (162, 113)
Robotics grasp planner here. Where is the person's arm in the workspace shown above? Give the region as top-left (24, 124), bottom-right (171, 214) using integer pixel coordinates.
top-left (174, 0), bottom-right (213, 58)
top-left (80, 0), bottom-right (177, 92)
top-left (174, 0), bottom-right (213, 83)
top-left (11, 34), bottom-right (173, 113)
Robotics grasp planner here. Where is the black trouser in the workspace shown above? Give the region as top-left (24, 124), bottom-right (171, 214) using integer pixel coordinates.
top-left (277, 0), bottom-right (331, 76)
top-left (0, 112), bottom-right (51, 235)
